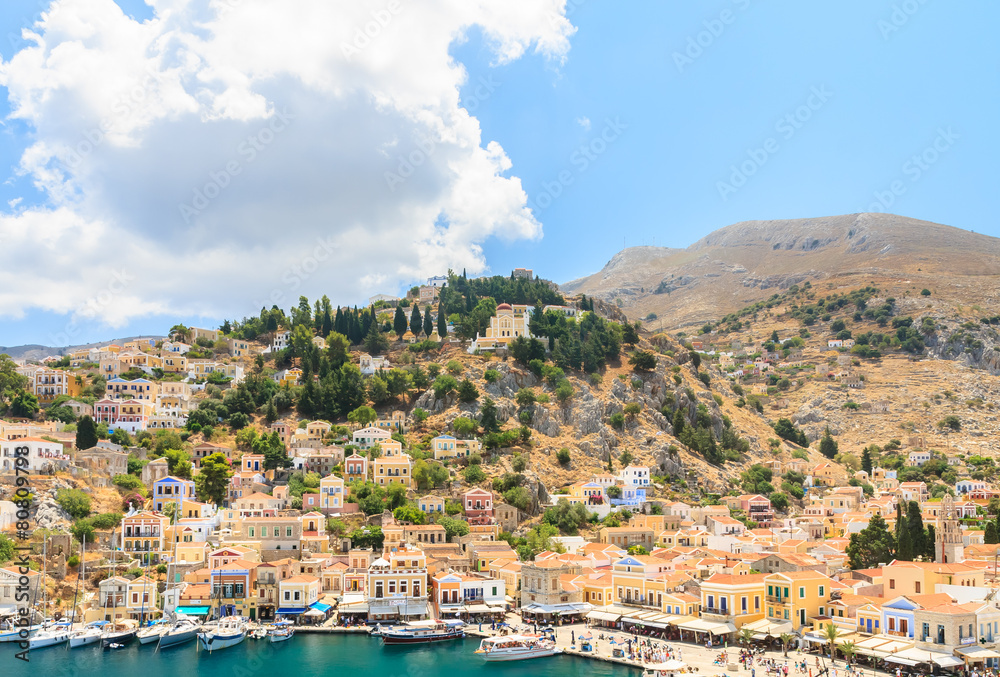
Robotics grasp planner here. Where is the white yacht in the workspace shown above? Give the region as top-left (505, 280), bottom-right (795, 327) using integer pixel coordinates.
top-left (198, 617), bottom-right (248, 652)
top-left (69, 621), bottom-right (108, 648)
top-left (475, 634), bottom-right (561, 661)
top-left (137, 622), bottom-right (169, 645)
top-left (27, 624), bottom-right (73, 649)
top-left (157, 618), bottom-right (201, 650)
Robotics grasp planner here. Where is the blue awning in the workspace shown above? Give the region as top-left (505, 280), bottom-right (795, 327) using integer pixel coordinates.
top-left (176, 606), bottom-right (211, 616)
top-left (276, 607), bottom-right (307, 614)
top-left (310, 602), bottom-right (332, 613)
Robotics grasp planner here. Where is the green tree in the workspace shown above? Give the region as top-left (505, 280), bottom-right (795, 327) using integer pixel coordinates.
top-left (76, 415), bottom-right (99, 450)
top-left (457, 379), bottom-right (479, 403)
top-left (393, 306), bottom-right (408, 337)
top-left (70, 519), bottom-right (96, 545)
top-left (906, 500), bottom-right (926, 557)
top-left (56, 489), bottom-right (92, 519)
top-left (819, 427), bottom-right (839, 459)
top-left (437, 516), bottom-right (470, 541)
top-left (364, 322), bottom-right (389, 355)
top-left (556, 448), bottom-right (571, 465)
top-left (846, 514), bottom-right (895, 569)
top-left (895, 522), bottom-right (913, 561)
top-left (985, 522), bottom-right (999, 545)
top-left (629, 351), bottom-right (656, 372)
top-left (672, 408), bottom-right (686, 436)
top-left (432, 374), bottom-right (458, 399)
top-left (410, 305), bottom-right (423, 337)
top-left (423, 306), bottom-right (434, 337)
top-left (479, 397), bottom-right (500, 434)
top-left (0, 533), bottom-right (14, 564)
top-left (773, 418), bottom-right (808, 446)
top-left (769, 492), bottom-right (790, 512)
top-left (10, 390), bottom-right (39, 418)
top-left (195, 452), bottom-right (233, 505)
top-left (555, 381), bottom-right (574, 405)
top-left (452, 417), bottom-right (476, 437)
top-left (437, 307), bottom-right (447, 338)
top-left (627, 545), bottom-right (649, 556)
top-left (348, 405), bottom-right (377, 427)
top-left (463, 465), bottom-right (486, 484)
top-left (861, 446), bottom-right (873, 475)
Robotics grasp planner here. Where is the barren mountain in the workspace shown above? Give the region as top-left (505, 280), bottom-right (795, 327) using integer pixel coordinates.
top-left (562, 213), bottom-right (1000, 330)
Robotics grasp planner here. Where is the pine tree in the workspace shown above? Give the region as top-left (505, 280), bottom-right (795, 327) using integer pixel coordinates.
top-left (672, 409), bottom-right (686, 437)
top-left (394, 306), bottom-right (408, 337)
top-left (264, 399), bottom-right (278, 425)
top-left (410, 305), bottom-right (422, 336)
top-left (861, 446), bottom-right (873, 475)
top-left (986, 522), bottom-right (999, 545)
top-left (423, 306), bottom-right (433, 337)
top-left (819, 427), bottom-right (839, 459)
top-left (437, 307), bottom-right (447, 338)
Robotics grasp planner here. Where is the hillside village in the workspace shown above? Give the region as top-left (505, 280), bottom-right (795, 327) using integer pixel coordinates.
top-left (6, 266), bottom-right (1000, 669)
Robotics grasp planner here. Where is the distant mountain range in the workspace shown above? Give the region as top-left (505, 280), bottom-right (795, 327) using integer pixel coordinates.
top-left (561, 213), bottom-right (1000, 329)
top-left (0, 336), bottom-right (165, 362)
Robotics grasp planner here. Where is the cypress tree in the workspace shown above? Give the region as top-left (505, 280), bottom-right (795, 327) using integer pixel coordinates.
top-left (394, 306), bottom-right (408, 337)
top-left (672, 409), bottom-right (686, 437)
top-left (410, 305), bottom-right (422, 336)
top-left (437, 307), bottom-right (447, 338)
top-left (924, 524), bottom-right (936, 560)
top-left (76, 415), bottom-right (98, 450)
top-left (896, 523), bottom-right (913, 561)
top-left (986, 522), bottom-right (999, 545)
top-left (861, 446), bottom-right (873, 475)
top-left (819, 427), bottom-right (838, 459)
top-left (423, 306), bottom-right (433, 337)
top-left (906, 500), bottom-right (926, 558)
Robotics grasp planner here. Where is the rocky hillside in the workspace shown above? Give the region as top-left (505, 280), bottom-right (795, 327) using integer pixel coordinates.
top-left (562, 213), bottom-right (1000, 330)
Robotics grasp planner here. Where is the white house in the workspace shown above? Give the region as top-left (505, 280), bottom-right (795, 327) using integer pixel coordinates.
top-left (352, 426), bottom-right (392, 450)
top-left (956, 480), bottom-right (987, 495)
top-left (359, 353), bottom-right (390, 376)
top-left (0, 437), bottom-right (70, 472)
top-left (619, 465), bottom-right (650, 488)
top-left (907, 450), bottom-right (932, 466)
top-left (272, 331), bottom-right (290, 352)
top-left (427, 275), bottom-right (448, 288)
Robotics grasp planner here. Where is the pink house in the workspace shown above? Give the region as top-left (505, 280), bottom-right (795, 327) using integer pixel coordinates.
top-left (345, 452), bottom-right (368, 481)
top-left (463, 488), bottom-right (494, 525)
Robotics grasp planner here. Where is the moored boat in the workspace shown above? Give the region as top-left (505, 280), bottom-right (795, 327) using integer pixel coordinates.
top-left (380, 619), bottom-right (465, 645)
top-left (197, 616), bottom-right (247, 652)
top-left (137, 621), bottom-right (168, 645)
top-left (0, 620), bottom-right (39, 643)
top-left (642, 660), bottom-right (689, 677)
top-left (475, 634), bottom-right (561, 661)
top-left (157, 618), bottom-right (201, 650)
top-left (267, 621), bottom-right (294, 643)
top-left (27, 624), bottom-right (73, 649)
top-left (69, 621), bottom-right (108, 648)
top-left (101, 619), bottom-right (139, 649)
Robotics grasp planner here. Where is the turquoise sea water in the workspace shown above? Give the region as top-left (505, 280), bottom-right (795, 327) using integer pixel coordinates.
top-left (2, 634), bottom-right (640, 677)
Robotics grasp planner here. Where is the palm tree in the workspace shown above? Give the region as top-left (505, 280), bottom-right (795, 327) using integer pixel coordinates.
top-left (779, 632), bottom-right (794, 658)
top-left (739, 627), bottom-right (755, 647)
top-left (824, 623), bottom-right (840, 663)
top-left (840, 641), bottom-right (856, 667)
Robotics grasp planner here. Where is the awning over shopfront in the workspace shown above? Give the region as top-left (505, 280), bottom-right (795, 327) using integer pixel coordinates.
top-left (891, 648), bottom-right (956, 666)
top-left (855, 637), bottom-right (892, 657)
top-left (957, 647), bottom-right (1000, 661)
top-left (276, 607), bottom-right (307, 615)
top-left (871, 639), bottom-right (915, 658)
top-left (175, 606), bottom-right (211, 616)
top-left (677, 618), bottom-right (735, 635)
top-left (587, 610), bottom-right (622, 623)
top-left (465, 604), bottom-right (493, 614)
top-left (883, 657), bottom-right (920, 667)
top-left (310, 602), bottom-right (332, 613)
top-left (521, 602), bottom-right (593, 616)
top-left (934, 656), bottom-right (965, 668)
top-left (743, 619), bottom-right (793, 639)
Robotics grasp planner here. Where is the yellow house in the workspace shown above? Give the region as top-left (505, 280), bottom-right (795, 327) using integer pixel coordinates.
top-left (431, 435), bottom-right (483, 460)
top-left (319, 474), bottom-right (345, 511)
top-left (609, 555), bottom-right (685, 613)
top-left (470, 303), bottom-right (532, 351)
top-left (374, 454), bottom-right (413, 488)
top-left (125, 576), bottom-right (159, 619)
top-left (278, 575), bottom-right (320, 610)
top-left (161, 354), bottom-right (189, 374)
top-left (277, 368), bottom-right (302, 387)
top-left (764, 570), bottom-right (833, 631)
top-left (174, 541), bottom-right (210, 566)
top-left (883, 560), bottom-right (983, 596)
top-left (700, 573), bottom-right (768, 628)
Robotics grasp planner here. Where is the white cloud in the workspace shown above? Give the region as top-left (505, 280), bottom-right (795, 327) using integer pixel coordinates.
top-left (576, 116), bottom-right (591, 130)
top-left (0, 0), bottom-right (575, 328)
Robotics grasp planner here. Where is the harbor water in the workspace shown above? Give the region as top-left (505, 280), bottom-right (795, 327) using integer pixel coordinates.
top-left (2, 633), bottom-right (640, 676)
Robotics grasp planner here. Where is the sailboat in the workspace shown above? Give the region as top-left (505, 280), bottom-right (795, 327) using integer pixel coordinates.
top-left (156, 617), bottom-right (201, 649)
top-left (69, 621), bottom-right (108, 648)
top-left (27, 622), bottom-right (73, 649)
top-left (101, 577), bottom-right (138, 649)
top-left (0, 619), bottom-right (39, 643)
top-left (137, 619), bottom-right (169, 645)
top-left (197, 616), bottom-right (248, 652)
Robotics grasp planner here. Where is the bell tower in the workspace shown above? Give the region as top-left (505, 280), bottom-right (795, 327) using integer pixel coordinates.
top-left (935, 494), bottom-right (965, 564)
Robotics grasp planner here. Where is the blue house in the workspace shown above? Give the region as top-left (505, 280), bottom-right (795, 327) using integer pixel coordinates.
top-left (881, 595), bottom-right (921, 639)
top-left (152, 475), bottom-right (197, 512)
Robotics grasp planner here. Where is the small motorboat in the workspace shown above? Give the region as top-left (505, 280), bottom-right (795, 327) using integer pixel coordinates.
top-left (70, 621), bottom-right (108, 648)
top-left (27, 624), bottom-right (73, 649)
top-left (157, 618), bottom-right (201, 650)
top-left (102, 619), bottom-right (139, 649)
top-left (267, 621), bottom-right (294, 643)
top-left (250, 627), bottom-right (268, 640)
top-left (475, 634), bottom-right (561, 661)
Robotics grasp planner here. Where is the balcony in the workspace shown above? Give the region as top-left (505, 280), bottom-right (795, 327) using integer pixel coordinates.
top-left (765, 595), bottom-right (787, 604)
top-left (702, 607), bottom-right (735, 616)
top-left (886, 629), bottom-right (909, 638)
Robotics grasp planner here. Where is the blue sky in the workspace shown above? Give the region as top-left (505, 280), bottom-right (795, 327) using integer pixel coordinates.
top-left (0, 0), bottom-right (997, 347)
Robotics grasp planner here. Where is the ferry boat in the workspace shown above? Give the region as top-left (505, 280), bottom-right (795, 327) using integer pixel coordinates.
top-left (380, 619), bottom-right (465, 645)
top-left (198, 617), bottom-right (248, 652)
top-left (157, 618), bottom-right (201, 649)
top-left (475, 634), bottom-right (561, 661)
top-left (267, 621), bottom-right (295, 643)
top-left (69, 621), bottom-right (108, 648)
